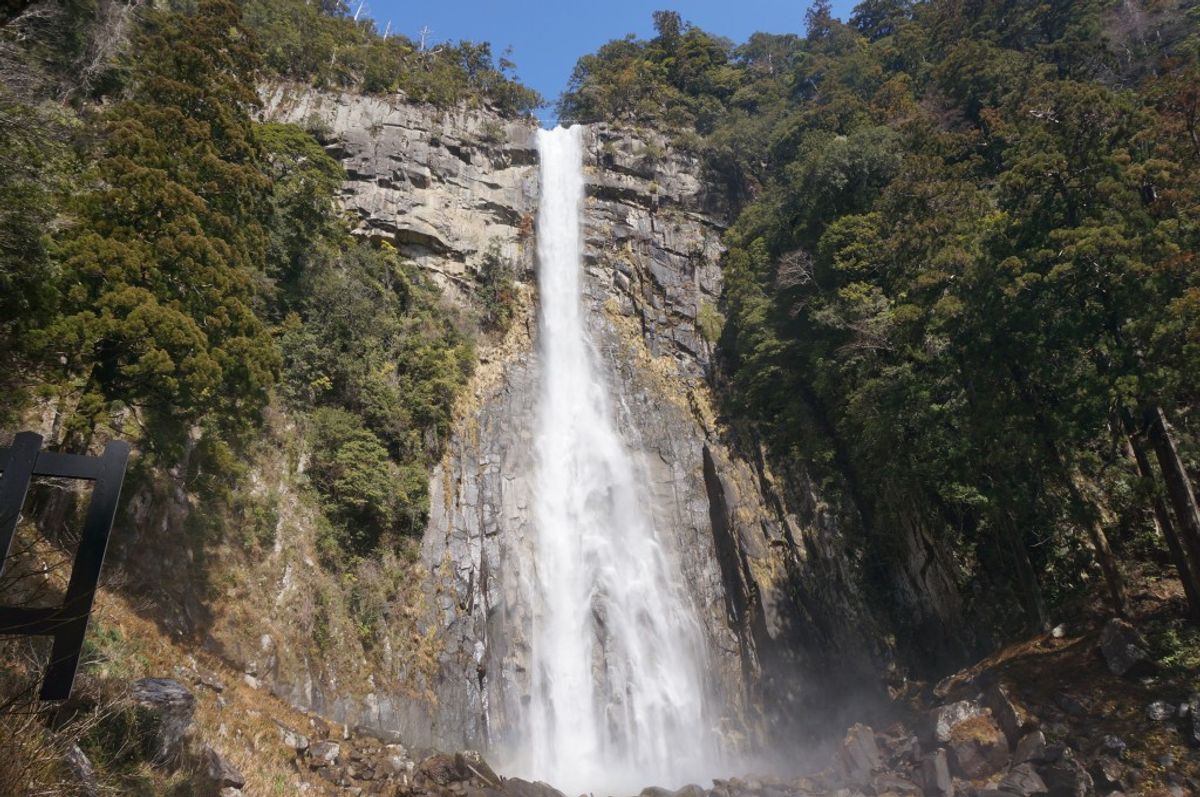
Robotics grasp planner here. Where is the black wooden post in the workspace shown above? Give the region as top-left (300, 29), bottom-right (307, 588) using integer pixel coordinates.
top-left (0, 433), bottom-right (130, 700)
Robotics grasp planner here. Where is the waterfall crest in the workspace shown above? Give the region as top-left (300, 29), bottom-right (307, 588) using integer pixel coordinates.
top-left (519, 125), bottom-right (718, 794)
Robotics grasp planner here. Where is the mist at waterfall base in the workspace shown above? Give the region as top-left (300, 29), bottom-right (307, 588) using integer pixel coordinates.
top-left (499, 124), bottom-right (726, 795)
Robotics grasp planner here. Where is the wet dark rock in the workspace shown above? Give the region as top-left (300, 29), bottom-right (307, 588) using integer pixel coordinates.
top-left (1000, 763), bottom-right (1049, 796)
top-left (842, 723), bottom-right (882, 782)
top-left (497, 777), bottom-right (567, 797)
top-left (948, 715), bottom-right (1008, 779)
top-left (1014, 730), bottom-right (1047, 766)
top-left (1098, 619), bottom-right (1155, 678)
top-left (202, 745), bottom-right (245, 791)
top-left (919, 749), bottom-right (954, 797)
top-left (1053, 693), bottom-right (1088, 720)
top-left (1039, 752), bottom-right (1095, 797)
top-left (1097, 735), bottom-right (1126, 759)
top-left (129, 678), bottom-right (195, 766)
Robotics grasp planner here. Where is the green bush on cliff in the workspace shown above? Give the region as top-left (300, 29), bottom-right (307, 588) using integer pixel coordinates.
top-left (241, 0), bottom-right (542, 114)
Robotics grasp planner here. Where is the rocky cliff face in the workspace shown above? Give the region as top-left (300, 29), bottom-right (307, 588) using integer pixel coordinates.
top-left (407, 118), bottom-right (898, 758)
top-left (114, 85), bottom-right (919, 759)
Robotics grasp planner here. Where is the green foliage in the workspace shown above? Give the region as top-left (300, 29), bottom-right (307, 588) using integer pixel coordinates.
top-left (36, 0), bottom-right (280, 447)
top-left (558, 12), bottom-right (740, 132)
top-left (0, 92), bottom-right (70, 423)
top-left (565, 1), bottom-right (1200, 656)
top-left (697, 300), bottom-right (725, 344)
top-left (307, 407), bottom-right (403, 551)
top-left (0, 0), bottom-right (477, 566)
top-left (241, 0), bottom-right (542, 115)
top-left (476, 242), bottom-right (517, 334)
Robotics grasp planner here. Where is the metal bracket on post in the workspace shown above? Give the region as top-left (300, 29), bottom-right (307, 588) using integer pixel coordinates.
top-left (0, 432), bottom-right (130, 700)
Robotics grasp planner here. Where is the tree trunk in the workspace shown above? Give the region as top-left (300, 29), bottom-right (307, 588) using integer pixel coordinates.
top-left (1004, 511), bottom-right (1049, 632)
top-left (1061, 473), bottom-right (1128, 617)
top-left (1144, 405), bottom-right (1200, 596)
top-left (1005, 363), bottom-right (1126, 616)
top-left (1121, 409), bottom-right (1200, 620)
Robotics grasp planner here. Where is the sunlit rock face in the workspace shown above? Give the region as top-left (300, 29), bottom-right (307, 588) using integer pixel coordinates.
top-left (260, 84), bottom-right (539, 307)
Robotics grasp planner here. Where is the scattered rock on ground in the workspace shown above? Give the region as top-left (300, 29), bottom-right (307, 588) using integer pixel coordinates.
top-left (947, 714), bottom-right (1009, 779)
top-left (1099, 618), bottom-right (1155, 678)
top-left (129, 677), bottom-right (195, 766)
top-left (202, 745), bottom-right (246, 791)
top-left (984, 681), bottom-right (1032, 748)
top-left (919, 748), bottom-right (954, 797)
top-left (841, 723), bottom-right (882, 782)
top-left (932, 700), bottom-right (985, 743)
top-left (1147, 700), bottom-right (1175, 721)
top-left (1014, 730), bottom-right (1047, 765)
top-left (65, 743), bottom-right (98, 797)
top-left (309, 740), bottom-right (341, 768)
top-left (1001, 763), bottom-right (1049, 796)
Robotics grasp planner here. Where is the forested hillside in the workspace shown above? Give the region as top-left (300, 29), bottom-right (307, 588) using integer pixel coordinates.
top-left (0, 3), bottom-right (532, 791)
top-left (563, 0), bottom-right (1200, 657)
top-left (1, 0), bottom-right (534, 559)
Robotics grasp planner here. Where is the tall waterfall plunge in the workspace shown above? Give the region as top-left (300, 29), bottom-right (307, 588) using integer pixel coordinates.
top-left (519, 125), bottom-right (720, 793)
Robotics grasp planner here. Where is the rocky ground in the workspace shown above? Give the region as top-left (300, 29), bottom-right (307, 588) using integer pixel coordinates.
top-left (8, 540), bottom-right (1199, 797)
top-left (107, 610), bottom-right (1198, 797)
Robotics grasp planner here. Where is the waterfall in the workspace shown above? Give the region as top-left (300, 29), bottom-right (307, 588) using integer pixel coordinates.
top-left (520, 125), bottom-right (718, 794)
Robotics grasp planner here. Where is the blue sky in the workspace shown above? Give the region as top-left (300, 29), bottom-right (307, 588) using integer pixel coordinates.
top-left (362, 1), bottom-right (858, 124)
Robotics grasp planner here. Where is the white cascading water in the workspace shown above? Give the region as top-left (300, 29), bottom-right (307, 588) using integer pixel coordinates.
top-left (522, 124), bottom-right (718, 794)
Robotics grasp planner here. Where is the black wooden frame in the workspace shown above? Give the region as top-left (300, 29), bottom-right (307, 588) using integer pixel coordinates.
top-left (0, 432), bottom-right (130, 700)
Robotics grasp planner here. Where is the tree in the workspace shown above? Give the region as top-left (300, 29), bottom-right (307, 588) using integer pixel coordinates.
top-left (40, 0), bottom-right (279, 443)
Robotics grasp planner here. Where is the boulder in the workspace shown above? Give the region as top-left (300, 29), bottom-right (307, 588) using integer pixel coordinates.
top-left (931, 700), bottom-right (985, 743)
top-left (457, 750), bottom-right (501, 785)
top-left (641, 788), bottom-right (675, 797)
top-left (65, 743), bottom-right (98, 797)
top-left (499, 778), bottom-right (567, 797)
top-left (674, 785), bottom-right (707, 797)
top-left (871, 772), bottom-right (922, 795)
top-left (1000, 763), bottom-right (1049, 796)
top-left (1098, 735), bottom-right (1126, 759)
top-left (1040, 752), bottom-right (1095, 797)
top-left (1053, 692), bottom-right (1088, 719)
top-left (947, 715), bottom-right (1009, 779)
top-left (353, 724), bottom-right (403, 744)
top-left (202, 745), bottom-right (245, 791)
top-left (841, 723), bottom-right (882, 782)
top-left (276, 722), bottom-right (309, 753)
top-left (983, 682), bottom-right (1032, 748)
top-left (1089, 755), bottom-right (1124, 791)
top-left (308, 740), bottom-right (341, 768)
top-left (1190, 693), bottom-right (1200, 745)
top-left (129, 678), bottom-right (195, 766)
top-left (1146, 700), bottom-right (1175, 721)
top-left (1013, 730), bottom-right (1047, 766)
top-left (1098, 619), bottom-right (1155, 678)
top-left (919, 749), bottom-right (954, 797)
